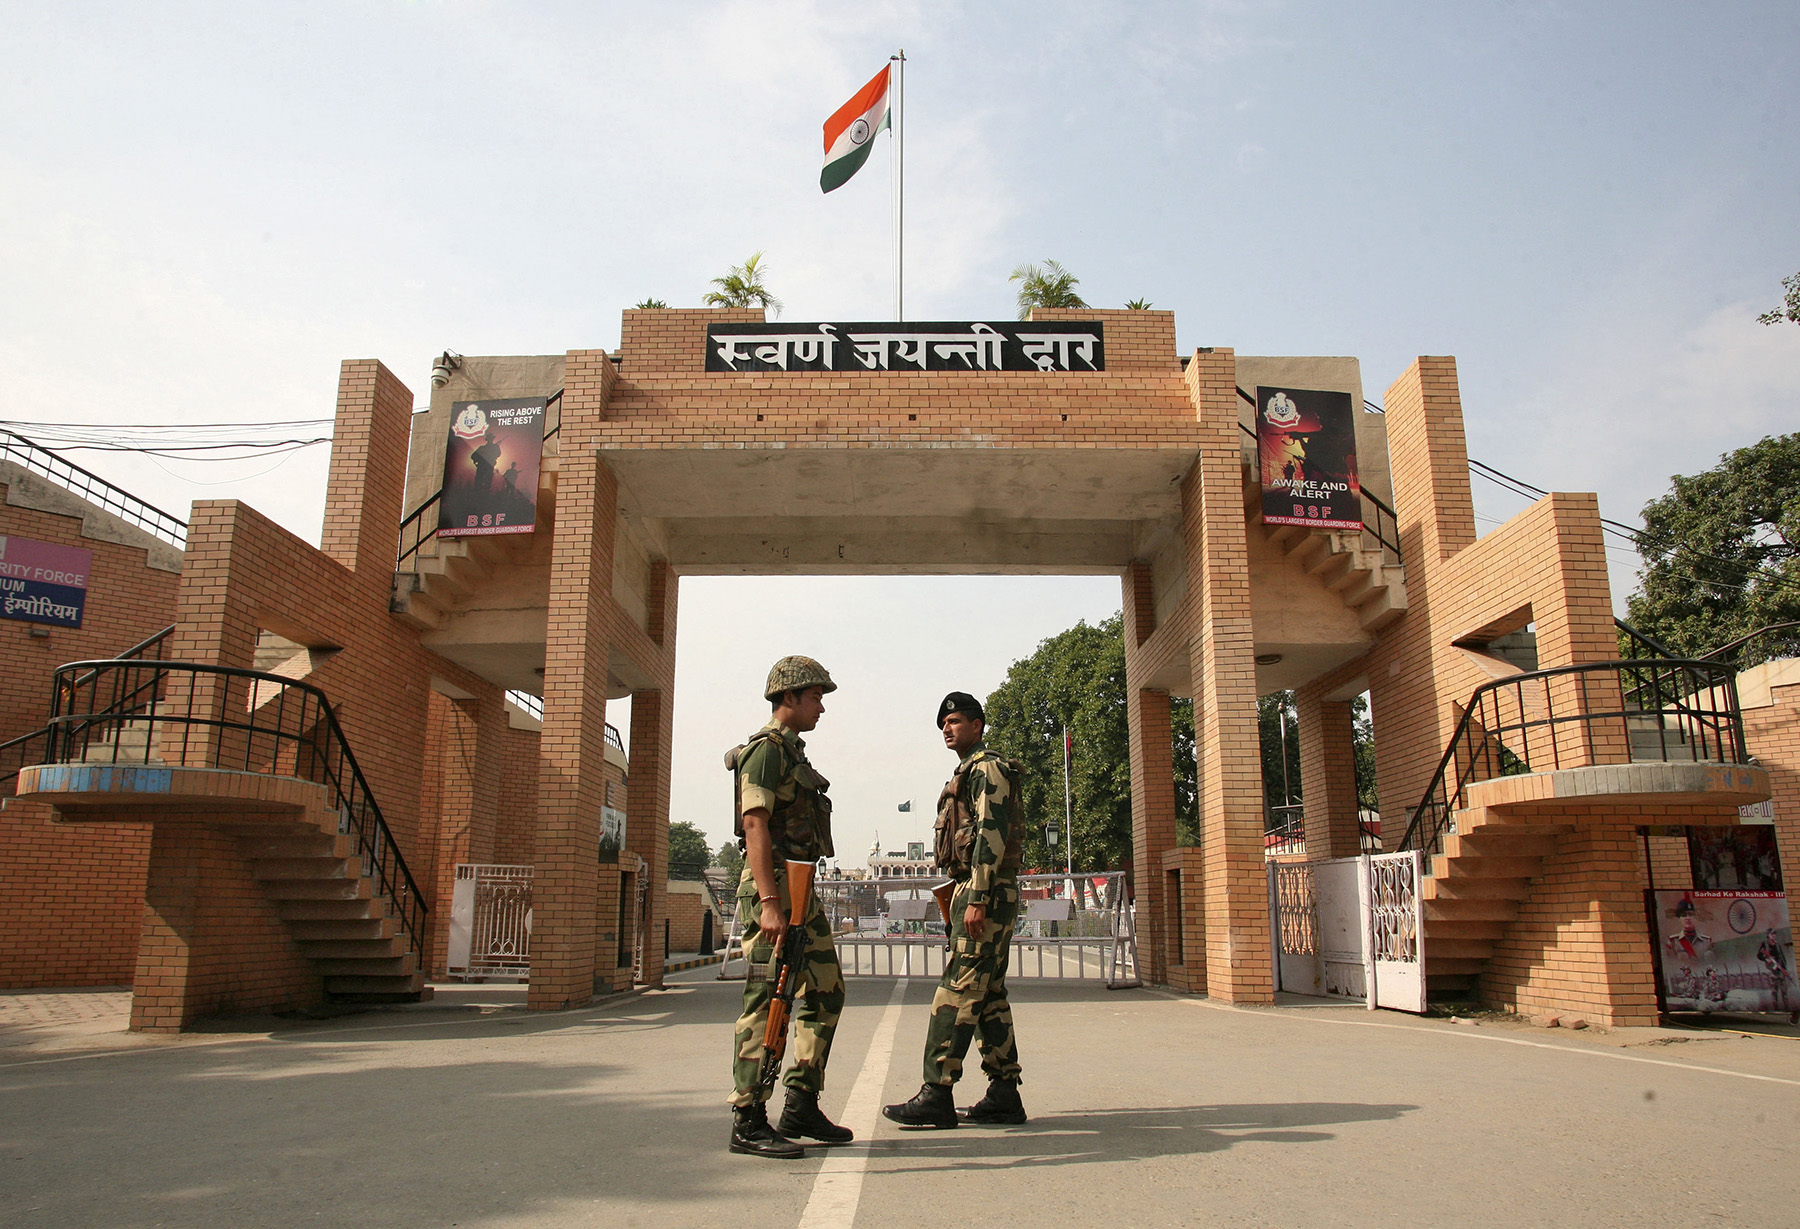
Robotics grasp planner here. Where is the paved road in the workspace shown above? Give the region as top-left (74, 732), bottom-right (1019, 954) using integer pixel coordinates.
top-left (3, 975), bottom-right (1798, 1227)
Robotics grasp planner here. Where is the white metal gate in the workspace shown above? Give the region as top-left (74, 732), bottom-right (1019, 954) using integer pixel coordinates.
top-left (718, 871), bottom-right (1140, 988)
top-left (447, 863), bottom-right (533, 981)
top-left (1267, 851), bottom-right (1424, 1012)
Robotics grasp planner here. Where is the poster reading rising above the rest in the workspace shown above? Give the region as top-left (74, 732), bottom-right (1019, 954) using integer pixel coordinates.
top-left (438, 398), bottom-right (546, 538)
top-left (1653, 890), bottom-right (1796, 1014)
top-left (1256, 386), bottom-right (1362, 530)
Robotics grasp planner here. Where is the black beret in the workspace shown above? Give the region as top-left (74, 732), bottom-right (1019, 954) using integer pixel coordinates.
top-left (936, 691), bottom-right (984, 728)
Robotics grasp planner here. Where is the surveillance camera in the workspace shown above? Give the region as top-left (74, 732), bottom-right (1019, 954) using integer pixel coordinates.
top-left (430, 350), bottom-right (461, 390)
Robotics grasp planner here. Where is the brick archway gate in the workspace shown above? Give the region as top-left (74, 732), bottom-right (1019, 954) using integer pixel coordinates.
top-left (18, 305), bottom-right (1760, 1031)
top-left (395, 308), bottom-right (1412, 1011)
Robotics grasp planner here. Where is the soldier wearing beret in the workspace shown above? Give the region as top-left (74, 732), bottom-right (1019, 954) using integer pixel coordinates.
top-left (883, 690), bottom-right (1028, 1129)
top-left (725, 656), bottom-right (853, 1158)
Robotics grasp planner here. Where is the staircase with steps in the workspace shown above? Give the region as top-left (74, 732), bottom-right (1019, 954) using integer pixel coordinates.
top-left (238, 827), bottom-right (428, 1000)
top-left (1419, 813), bottom-right (1572, 1002)
top-left (391, 535), bottom-right (507, 632)
top-left (1254, 518), bottom-right (1408, 633)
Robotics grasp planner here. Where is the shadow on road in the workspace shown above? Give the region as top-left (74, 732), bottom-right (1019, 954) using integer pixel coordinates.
top-left (867, 1101), bottom-right (1420, 1171)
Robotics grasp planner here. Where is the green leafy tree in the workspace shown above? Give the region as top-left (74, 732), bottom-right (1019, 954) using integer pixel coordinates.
top-left (981, 613), bottom-right (1197, 870)
top-left (668, 820), bottom-right (710, 880)
top-left (1625, 433), bottom-right (1800, 666)
top-left (712, 839), bottom-right (744, 883)
top-left (1757, 272), bottom-right (1800, 327)
top-left (1124, 298), bottom-right (1154, 310)
top-left (703, 252), bottom-right (782, 316)
top-left (1258, 692), bottom-right (1299, 811)
top-left (1009, 259), bottom-right (1088, 320)
top-left (1352, 693), bottom-right (1379, 813)
top-left (634, 298), bottom-right (669, 309)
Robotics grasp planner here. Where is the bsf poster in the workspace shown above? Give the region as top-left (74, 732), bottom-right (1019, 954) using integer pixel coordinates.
top-left (438, 398), bottom-right (545, 538)
top-left (1257, 386), bottom-right (1362, 530)
top-left (1653, 890), bottom-right (1796, 1014)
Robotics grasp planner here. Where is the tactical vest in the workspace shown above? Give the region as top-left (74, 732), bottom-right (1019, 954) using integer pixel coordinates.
top-left (934, 751), bottom-right (1023, 877)
top-left (725, 728), bottom-right (835, 862)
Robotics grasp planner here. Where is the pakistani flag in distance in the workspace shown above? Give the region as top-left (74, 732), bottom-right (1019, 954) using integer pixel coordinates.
top-left (821, 65), bottom-right (891, 193)
top-left (897, 800), bottom-right (911, 812)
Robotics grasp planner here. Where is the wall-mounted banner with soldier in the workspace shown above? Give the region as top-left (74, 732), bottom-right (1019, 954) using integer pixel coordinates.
top-left (1256, 385), bottom-right (1362, 530)
top-left (438, 398), bottom-right (546, 538)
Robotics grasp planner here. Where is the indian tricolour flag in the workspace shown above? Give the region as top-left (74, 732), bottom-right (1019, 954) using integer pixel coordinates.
top-left (820, 65), bottom-right (891, 193)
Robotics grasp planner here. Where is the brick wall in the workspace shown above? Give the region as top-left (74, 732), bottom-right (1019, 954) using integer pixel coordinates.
top-left (665, 880), bottom-right (717, 953)
top-left (1741, 677), bottom-right (1800, 932)
top-left (0, 468), bottom-right (180, 988)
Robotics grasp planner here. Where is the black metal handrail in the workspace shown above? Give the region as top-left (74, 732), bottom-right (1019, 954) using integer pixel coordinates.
top-left (1237, 405), bottom-right (1404, 566)
top-left (42, 659), bottom-right (428, 969)
top-left (0, 429), bottom-right (188, 549)
top-left (0, 625), bottom-right (175, 794)
top-left (1264, 803), bottom-right (1382, 856)
top-left (1697, 621), bottom-right (1800, 671)
top-left (1396, 657), bottom-right (1749, 863)
top-left (397, 390), bottom-right (563, 571)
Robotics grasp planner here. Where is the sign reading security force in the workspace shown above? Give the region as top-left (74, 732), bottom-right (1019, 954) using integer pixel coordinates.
top-left (706, 321), bottom-right (1104, 373)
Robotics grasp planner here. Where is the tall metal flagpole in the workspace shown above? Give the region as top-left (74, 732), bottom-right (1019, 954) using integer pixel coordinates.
top-left (1062, 723), bottom-right (1075, 898)
top-left (891, 48), bottom-right (905, 321)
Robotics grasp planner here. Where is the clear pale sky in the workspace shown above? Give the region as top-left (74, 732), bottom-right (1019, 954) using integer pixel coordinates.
top-left (4, 3), bottom-right (1796, 863)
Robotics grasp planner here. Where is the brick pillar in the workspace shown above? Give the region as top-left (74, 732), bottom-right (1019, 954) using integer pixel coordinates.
top-left (1385, 356), bottom-right (1477, 568)
top-left (629, 685), bottom-right (674, 988)
top-left (530, 450), bottom-right (617, 1010)
top-left (320, 359), bottom-right (414, 581)
top-left (1295, 687), bottom-right (1364, 859)
top-left (1184, 349), bottom-right (1272, 1003)
top-left (131, 820), bottom-right (322, 1032)
top-left (1126, 683), bottom-right (1177, 985)
top-left (424, 690), bottom-right (506, 976)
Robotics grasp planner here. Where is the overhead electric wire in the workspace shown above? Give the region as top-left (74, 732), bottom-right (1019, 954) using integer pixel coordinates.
top-left (0, 418), bottom-right (331, 461)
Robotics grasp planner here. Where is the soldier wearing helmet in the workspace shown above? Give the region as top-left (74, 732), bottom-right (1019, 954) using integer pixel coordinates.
top-left (884, 689), bottom-right (1028, 1130)
top-left (724, 656), bottom-right (852, 1159)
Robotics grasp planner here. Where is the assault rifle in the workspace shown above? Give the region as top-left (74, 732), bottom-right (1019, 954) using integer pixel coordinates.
top-left (932, 879), bottom-right (958, 951)
top-left (757, 859), bottom-right (817, 1094)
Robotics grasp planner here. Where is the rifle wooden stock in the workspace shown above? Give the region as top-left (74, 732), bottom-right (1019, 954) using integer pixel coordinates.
top-left (931, 880), bottom-right (957, 929)
top-left (757, 859), bottom-right (817, 1092)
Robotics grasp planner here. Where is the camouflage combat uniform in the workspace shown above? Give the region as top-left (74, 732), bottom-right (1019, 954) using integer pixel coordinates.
top-left (728, 718), bottom-right (843, 1108)
top-left (924, 743), bottom-right (1024, 1087)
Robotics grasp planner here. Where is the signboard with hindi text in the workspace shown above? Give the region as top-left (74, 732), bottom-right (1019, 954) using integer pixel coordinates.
top-left (706, 321), bottom-right (1104, 373)
top-left (438, 398), bottom-right (546, 539)
top-left (1256, 385), bottom-right (1363, 531)
top-left (0, 535), bottom-right (91, 628)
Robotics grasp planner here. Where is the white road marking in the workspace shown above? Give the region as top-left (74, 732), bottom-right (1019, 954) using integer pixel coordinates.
top-left (797, 978), bottom-right (909, 1229)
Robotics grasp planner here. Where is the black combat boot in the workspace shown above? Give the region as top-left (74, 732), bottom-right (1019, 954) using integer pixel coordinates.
top-left (958, 1078), bottom-right (1027, 1125)
top-left (881, 1082), bottom-right (958, 1129)
top-left (729, 1103), bottom-right (806, 1159)
top-left (779, 1087), bottom-right (855, 1144)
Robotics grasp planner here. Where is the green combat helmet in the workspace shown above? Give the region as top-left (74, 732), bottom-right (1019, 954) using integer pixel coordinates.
top-left (765, 655), bottom-right (838, 700)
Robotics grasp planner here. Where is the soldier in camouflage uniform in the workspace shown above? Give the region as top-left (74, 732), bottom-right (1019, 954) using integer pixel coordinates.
top-left (725, 655), bottom-right (853, 1159)
top-left (883, 691), bottom-right (1028, 1130)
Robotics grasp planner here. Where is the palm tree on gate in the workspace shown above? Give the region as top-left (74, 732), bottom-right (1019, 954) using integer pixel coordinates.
top-left (1010, 259), bottom-right (1088, 319)
top-left (704, 252), bottom-right (783, 317)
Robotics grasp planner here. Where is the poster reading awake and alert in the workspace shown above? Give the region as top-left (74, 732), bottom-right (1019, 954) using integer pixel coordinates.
top-left (1257, 386), bottom-right (1362, 530)
top-left (1653, 890), bottom-right (1796, 1014)
top-left (438, 398), bottom-right (545, 538)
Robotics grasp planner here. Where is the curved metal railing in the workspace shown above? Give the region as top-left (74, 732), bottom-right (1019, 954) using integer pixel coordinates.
top-left (43, 658), bottom-right (427, 967)
top-left (0, 625), bottom-right (176, 793)
top-left (1395, 657), bottom-right (1749, 862)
